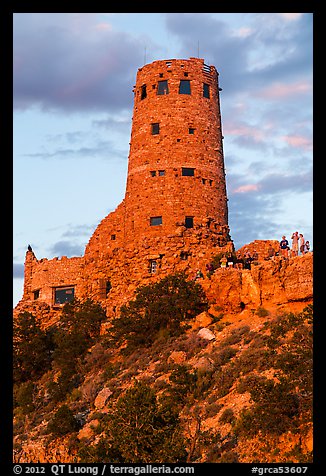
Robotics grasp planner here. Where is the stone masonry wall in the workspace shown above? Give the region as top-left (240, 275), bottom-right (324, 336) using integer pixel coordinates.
top-left (16, 58), bottom-right (234, 317)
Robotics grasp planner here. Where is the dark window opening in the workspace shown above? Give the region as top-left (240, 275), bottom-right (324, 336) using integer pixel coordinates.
top-left (111, 234), bottom-right (116, 240)
top-left (209, 179), bottom-right (213, 186)
top-left (158, 170), bottom-right (165, 176)
top-left (182, 167), bottom-right (195, 176)
top-left (185, 216), bottom-right (194, 229)
top-left (179, 80), bottom-right (191, 95)
top-left (203, 83), bottom-right (210, 98)
top-left (33, 290), bottom-right (40, 300)
top-left (202, 178), bottom-right (207, 184)
top-left (189, 128), bottom-right (195, 134)
top-left (106, 281), bottom-right (112, 295)
top-left (141, 84), bottom-right (147, 100)
top-left (180, 251), bottom-right (189, 260)
top-left (150, 170), bottom-right (157, 177)
top-left (149, 260), bottom-right (158, 273)
top-left (150, 216), bottom-right (162, 226)
top-left (151, 123), bottom-right (160, 135)
top-left (159, 73), bottom-right (164, 78)
top-left (177, 138), bottom-right (181, 142)
top-left (184, 72), bottom-right (189, 77)
top-left (166, 61), bottom-right (172, 68)
top-left (54, 287), bottom-right (75, 305)
top-left (157, 80), bottom-right (169, 95)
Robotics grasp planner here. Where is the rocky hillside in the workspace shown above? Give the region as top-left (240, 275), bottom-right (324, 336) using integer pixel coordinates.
top-left (13, 247), bottom-right (313, 463)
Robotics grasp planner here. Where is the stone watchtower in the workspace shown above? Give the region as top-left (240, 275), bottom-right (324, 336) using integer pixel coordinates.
top-left (19, 58), bottom-right (233, 315)
top-left (124, 57), bottom-right (229, 239)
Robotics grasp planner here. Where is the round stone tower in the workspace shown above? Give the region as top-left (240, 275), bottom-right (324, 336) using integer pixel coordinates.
top-left (17, 57), bottom-right (233, 314)
top-left (123, 57), bottom-right (229, 241)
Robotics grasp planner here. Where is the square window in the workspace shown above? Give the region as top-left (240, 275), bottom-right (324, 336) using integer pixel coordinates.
top-left (179, 80), bottom-right (191, 94)
top-left (189, 128), bottom-right (195, 134)
top-left (203, 83), bottom-right (210, 98)
top-left (157, 80), bottom-right (169, 95)
top-left (54, 287), bottom-right (75, 305)
top-left (150, 170), bottom-right (157, 177)
top-left (111, 234), bottom-right (116, 240)
top-left (150, 216), bottom-right (162, 226)
top-left (182, 167), bottom-right (195, 176)
top-left (158, 170), bottom-right (165, 176)
top-left (185, 216), bottom-right (194, 228)
top-left (151, 123), bottom-right (160, 135)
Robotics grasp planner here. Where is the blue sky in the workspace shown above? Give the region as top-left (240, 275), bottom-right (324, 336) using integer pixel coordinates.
top-left (13, 13), bottom-right (313, 306)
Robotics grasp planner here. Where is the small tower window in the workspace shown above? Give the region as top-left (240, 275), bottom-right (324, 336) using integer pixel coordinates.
top-left (33, 289), bottom-right (40, 300)
top-left (203, 83), bottom-right (210, 98)
top-left (179, 80), bottom-right (191, 95)
top-left (158, 170), bottom-right (165, 176)
top-left (182, 167), bottom-right (195, 176)
top-left (189, 128), bottom-right (195, 134)
top-left (141, 84), bottom-right (147, 100)
top-left (106, 281), bottom-right (112, 294)
top-left (151, 123), bottom-right (160, 135)
top-left (157, 80), bottom-right (169, 95)
top-left (111, 234), bottom-right (116, 240)
top-left (150, 170), bottom-right (157, 177)
top-left (185, 216), bottom-right (194, 228)
top-left (150, 216), bottom-right (162, 226)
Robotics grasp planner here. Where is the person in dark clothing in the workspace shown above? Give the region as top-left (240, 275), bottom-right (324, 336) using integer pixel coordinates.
top-left (279, 236), bottom-right (289, 258)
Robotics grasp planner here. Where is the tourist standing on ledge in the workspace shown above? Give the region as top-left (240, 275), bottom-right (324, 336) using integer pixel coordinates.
top-left (291, 231), bottom-right (299, 256)
top-left (279, 236), bottom-right (289, 258)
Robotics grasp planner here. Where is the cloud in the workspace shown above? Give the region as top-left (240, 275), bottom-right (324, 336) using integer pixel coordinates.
top-left (13, 263), bottom-right (24, 279)
top-left (255, 81), bottom-right (311, 100)
top-left (49, 240), bottom-right (85, 257)
top-left (62, 224), bottom-right (96, 238)
top-left (13, 13), bottom-right (150, 112)
top-left (281, 135), bottom-right (312, 151)
top-left (233, 184), bottom-right (260, 194)
top-left (23, 140), bottom-right (127, 161)
top-left (277, 13), bottom-right (304, 22)
top-left (164, 13), bottom-right (312, 96)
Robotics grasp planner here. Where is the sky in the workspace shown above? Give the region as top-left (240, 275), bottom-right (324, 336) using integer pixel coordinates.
top-left (13, 13), bottom-right (313, 307)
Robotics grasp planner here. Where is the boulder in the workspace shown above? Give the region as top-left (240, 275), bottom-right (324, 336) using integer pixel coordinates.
top-left (197, 327), bottom-right (215, 341)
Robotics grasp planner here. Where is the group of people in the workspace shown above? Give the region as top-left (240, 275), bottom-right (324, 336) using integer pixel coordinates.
top-left (279, 232), bottom-right (310, 258)
top-left (192, 233), bottom-right (311, 280)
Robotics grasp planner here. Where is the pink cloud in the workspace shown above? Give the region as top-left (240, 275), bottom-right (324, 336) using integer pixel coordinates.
top-left (256, 81), bottom-right (311, 100)
top-left (224, 122), bottom-right (265, 142)
top-left (282, 135), bottom-right (312, 151)
top-left (95, 22), bottom-right (112, 31)
top-left (233, 184), bottom-right (260, 194)
top-left (277, 13), bottom-right (303, 21)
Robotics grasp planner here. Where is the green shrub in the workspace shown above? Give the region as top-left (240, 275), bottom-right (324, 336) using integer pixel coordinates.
top-left (219, 408), bottom-right (235, 424)
top-left (107, 273), bottom-right (208, 352)
top-left (47, 404), bottom-right (79, 436)
top-left (80, 381), bottom-right (187, 463)
top-left (13, 312), bottom-right (54, 384)
top-left (255, 307), bottom-right (270, 318)
top-left (14, 381), bottom-right (35, 414)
